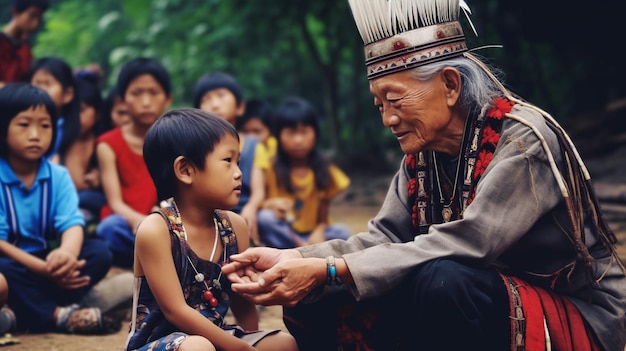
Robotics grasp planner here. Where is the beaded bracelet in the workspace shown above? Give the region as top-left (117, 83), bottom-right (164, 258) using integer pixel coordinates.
top-left (326, 256), bottom-right (342, 286)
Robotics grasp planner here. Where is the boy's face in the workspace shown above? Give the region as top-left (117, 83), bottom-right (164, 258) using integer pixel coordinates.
top-left (240, 117), bottom-right (271, 143)
top-left (198, 88), bottom-right (244, 126)
top-left (7, 105), bottom-right (53, 162)
top-left (12, 5), bottom-right (45, 39)
top-left (193, 134), bottom-right (242, 210)
top-left (124, 74), bottom-right (171, 127)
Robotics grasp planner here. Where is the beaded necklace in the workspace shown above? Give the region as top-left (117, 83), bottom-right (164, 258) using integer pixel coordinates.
top-left (407, 97), bottom-right (512, 232)
top-left (172, 200), bottom-right (225, 309)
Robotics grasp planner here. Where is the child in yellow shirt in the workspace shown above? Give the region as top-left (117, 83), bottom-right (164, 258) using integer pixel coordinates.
top-left (259, 96), bottom-right (351, 248)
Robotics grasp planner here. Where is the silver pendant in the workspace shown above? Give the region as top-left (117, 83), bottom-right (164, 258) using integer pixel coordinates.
top-left (212, 279), bottom-right (221, 290)
top-left (194, 273), bottom-right (204, 282)
top-left (442, 206), bottom-right (452, 223)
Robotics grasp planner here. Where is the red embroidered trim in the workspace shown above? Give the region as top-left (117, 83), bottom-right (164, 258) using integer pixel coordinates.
top-left (468, 97), bottom-right (514, 204)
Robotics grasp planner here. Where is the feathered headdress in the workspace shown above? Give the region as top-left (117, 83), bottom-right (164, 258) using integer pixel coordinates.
top-left (347, 0), bottom-right (475, 80)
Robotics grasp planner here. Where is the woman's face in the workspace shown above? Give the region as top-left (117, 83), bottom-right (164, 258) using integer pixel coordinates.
top-left (31, 69), bottom-right (73, 112)
top-left (369, 69), bottom-right (457, 155)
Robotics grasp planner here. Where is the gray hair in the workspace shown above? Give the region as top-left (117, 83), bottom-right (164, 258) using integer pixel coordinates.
top-left (408, 54), bottom-right (505, 111)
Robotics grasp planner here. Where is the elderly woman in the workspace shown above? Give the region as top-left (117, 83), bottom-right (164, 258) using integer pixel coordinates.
top-left (222, 1), bottom-right (626, 350)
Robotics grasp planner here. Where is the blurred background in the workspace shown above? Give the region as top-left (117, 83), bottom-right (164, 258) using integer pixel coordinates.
top-left (2, 0), bottom-right (624, 176)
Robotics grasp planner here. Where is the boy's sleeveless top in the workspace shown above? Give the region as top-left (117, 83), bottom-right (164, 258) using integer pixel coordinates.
top-left (125, 206), bottom-right (277, 350)
top-left (96, 128), bottom-right (156, 219)
top-left (233, 135), bottom-right (258, 213)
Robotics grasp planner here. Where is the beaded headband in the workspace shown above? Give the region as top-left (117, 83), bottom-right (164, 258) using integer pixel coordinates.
top-left (347, 0), bottom-right (474, 80)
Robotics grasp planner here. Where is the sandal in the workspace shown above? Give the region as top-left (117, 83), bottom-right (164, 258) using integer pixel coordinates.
top-left (0, 306), bottom-right (15, 334)
top-left (56, 304), bottom-right (120, 335)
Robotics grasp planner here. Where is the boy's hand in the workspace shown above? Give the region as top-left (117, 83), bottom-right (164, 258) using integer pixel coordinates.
top-left (46, 249), bottom-right (90, 290)
top-left (46, 248), bottom-right (76, 277)
top-left (54, 266), bottom-right (91, 290)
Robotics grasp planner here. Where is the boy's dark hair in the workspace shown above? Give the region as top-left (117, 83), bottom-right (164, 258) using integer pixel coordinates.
top-left (27, 57), bottom-right (80, 157)
top-left (236, 98), bottom-right (275, 132)
top-left (117, 57), bottom-right (171, 99)
top-left (193, 72), bottom-right (243, 108)
top-left (14, 0), bottom-right (50, 13)
top-left (0, 82), bottom-right (58, 159)
top-left (143, 108), bottom-right (239, 201)
top-left (274, 95), bottom-right (330, 193)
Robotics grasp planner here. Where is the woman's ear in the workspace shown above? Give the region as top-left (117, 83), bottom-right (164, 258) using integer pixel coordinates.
top-left (441, 67), bottom-right (461, 107)
top-left (173, 156), bottom-right (193, 185)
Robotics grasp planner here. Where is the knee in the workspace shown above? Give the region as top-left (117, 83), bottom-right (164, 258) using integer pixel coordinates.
top-left (410, 259), bottom-right (472, 303)
top-left (255, 331), bottom-right (298, 351)
top-left (179, 335), bottom-right (216, 351)
top-left (84, 240), bottom-right (113, 267)
top-left (96, 215), bottom-right (127, 239)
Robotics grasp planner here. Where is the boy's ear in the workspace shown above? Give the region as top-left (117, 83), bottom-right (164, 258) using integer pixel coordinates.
top-left (173, 156), bottom-right (193, 185)
top-left (62, 86), bottom-right (75, 105)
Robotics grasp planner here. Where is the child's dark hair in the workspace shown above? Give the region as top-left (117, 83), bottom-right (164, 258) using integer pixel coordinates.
top-left (117, 57), bottom-right (171, 98)
top-left (76, 76), bottom-right (103, 119)
top-left (27, 57), bottom-right (80, 157)
top-left (0, 83), bottom-right (58, 159)
top-left (95, 85), bottom-right (121, 135)
top-left (274, 96), bottom-right (330, 193)
top-left (236, 98), bottom-right (275, 132)
top-left (143, 108), bottom-right (239, 201)
top-left (193, 72), bottom-right (243, 108)
top-left (13, 0), bottom-right (50, 13)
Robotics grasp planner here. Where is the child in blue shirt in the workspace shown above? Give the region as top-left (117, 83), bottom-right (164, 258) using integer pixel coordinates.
top-left (0, 83), bottom-right (118, 334)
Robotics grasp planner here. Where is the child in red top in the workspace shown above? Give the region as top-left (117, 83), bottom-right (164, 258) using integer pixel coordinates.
top-left (0, 0), bottom-right (49, 87)
top-left (95, 57), bottom-right (172, 268)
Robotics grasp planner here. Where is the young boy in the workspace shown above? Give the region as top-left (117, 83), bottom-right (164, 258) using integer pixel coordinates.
top-left (127, 107), bottom-right (297, 351)
top-left (193, 72), bottom-right (269, 246)
top-left (0, 0), bottom-right (50, 87)
top-left (95, 57), bottom-right (172, 268)
top-left (0, 83), bottom-right (117, 334)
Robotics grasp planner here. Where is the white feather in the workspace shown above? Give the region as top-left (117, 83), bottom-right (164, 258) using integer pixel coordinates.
top-left (348, 0), bottom-right (477, 44)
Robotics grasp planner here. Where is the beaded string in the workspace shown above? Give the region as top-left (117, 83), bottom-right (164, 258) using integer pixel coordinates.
top-left (172, 200), bottom-right (224, 307)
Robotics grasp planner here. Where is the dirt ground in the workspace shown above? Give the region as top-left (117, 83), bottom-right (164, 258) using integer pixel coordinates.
top-left (1, 175), bottom-right (388, 351)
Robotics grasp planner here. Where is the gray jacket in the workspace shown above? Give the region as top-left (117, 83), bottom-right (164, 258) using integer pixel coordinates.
top-left (299, 104), bottom-right (626, 351)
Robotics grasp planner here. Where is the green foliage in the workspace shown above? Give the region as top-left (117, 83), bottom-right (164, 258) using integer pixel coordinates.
top-left (28, 0), bottom-right (622, 171)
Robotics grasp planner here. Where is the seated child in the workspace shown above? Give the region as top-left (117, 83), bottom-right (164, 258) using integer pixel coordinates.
top-left (126, 108), bottom-right (298, 351)
top-left (0, 0), bottom-right (49, 87)
top-left (28, 56), bottom-right (81, 164)
top-left (238, 98), bottom-right (278, 163)
top-left (193, 72), bottom-right (270, 246)
top-left (258, 96), bottom-right (352, 248)
top-left (0, 83), bottom-right (118, 334)
top-left (68, 74), bottom-right (106, 228)
top-left (95, 57), bottom-right (172, 268)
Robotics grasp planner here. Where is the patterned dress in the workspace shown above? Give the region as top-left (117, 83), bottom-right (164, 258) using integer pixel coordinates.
top-left (126, 205), bottom-right (278, 351)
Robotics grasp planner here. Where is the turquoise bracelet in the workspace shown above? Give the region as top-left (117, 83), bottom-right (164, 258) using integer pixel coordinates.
top-left (326, 256), bottom-right (342, 286)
